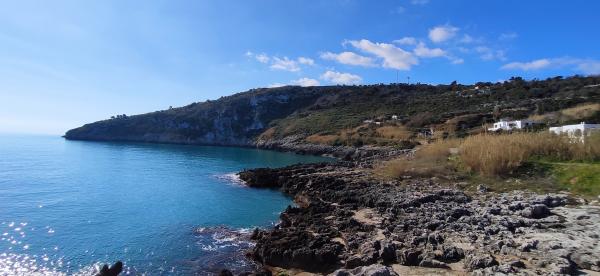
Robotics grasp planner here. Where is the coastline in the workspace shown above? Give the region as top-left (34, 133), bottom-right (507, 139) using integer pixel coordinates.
top-left (62, 136), bottom-right (600, 274)
top-left (62, 135), bottom-right (411, 161)
top-left (237, 159), bottom-right (600, 275)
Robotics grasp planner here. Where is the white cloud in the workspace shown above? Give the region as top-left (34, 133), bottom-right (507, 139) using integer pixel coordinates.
top-left (411, 0), bottom-right (429, 5)
top-left (393, 37), bottom-right (417, 45)
top-left (291, 77), bottom-right (320, 87)
top-left (413, 42), bottom-right (446, 58)
top-left (297, 57), bottom-right (315, 66)
top-left (268, 83), bottom-right (287, 88)
top-left (499, 32), bottom-right (518, 41)
top-left (501, 59), bottom-right (551, 71)
top-left (450, 57), bottom-right (464, 64)
top-left (247, 52), bottom-right (315, 71)
top-left (501, 58), bottom-right (600, 75)
top-left (455, 34), bottom-right (483, 44)
top-left (245, 51), bottom-right (270, 63)
top-left (346, 39), bottom-right (418, 70)
top-left (475, 46), bottom-right (506, 61)
top-left (270, 57), bottom-right (300, 72)
top-left (320, 70), bottom-right (362, 85)
top-left (577, 61), bottom-right (600, 75)
top-left (320, 51), bottom-right (376, 67)
top-left (428, 25), bottom-right (459, 43)
top-left (460, 35), bottom-right (473, 43)
top-left (255, 53), bottom-right (270, 63)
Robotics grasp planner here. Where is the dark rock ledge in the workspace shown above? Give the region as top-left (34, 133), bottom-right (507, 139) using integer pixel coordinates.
top-left (232, 162), bottom-right (600, 275)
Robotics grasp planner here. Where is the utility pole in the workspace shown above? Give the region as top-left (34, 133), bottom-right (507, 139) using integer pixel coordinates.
top-left (407, 76), bottom-right (410, 85)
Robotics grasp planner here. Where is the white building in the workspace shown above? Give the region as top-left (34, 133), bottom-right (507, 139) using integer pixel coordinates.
top-left (488, 119), bottom-right (538, 132)
top-left (549, 122), bottom-right (600, 142)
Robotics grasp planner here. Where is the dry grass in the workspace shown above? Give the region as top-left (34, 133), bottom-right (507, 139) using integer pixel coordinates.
top-left (376, 138), bottom-right (460, 178)
top-left (257, 127), bottom-right (276, 141)
top-left (305, 124), bottom-right (417, 147)
top-left (375, 125), bottom-right (412, 140)
top-left (460, 132), bottom-right (600, 176)
top-left (376, 158), bottom-right (450, 178)
top-left (562, 103), bottom-right (600, 118)
top-left (529, 103), bottom-right (600, 123)
top-left (378, 131), bottom-right (600, 178)
top-left (416, 139), bottom-right (462, 162)
top-left (305, 134), bottom-right (340, 144)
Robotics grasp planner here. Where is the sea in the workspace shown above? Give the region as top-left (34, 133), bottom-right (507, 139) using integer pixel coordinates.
top-left (0, 135), bottom-right (330, 275)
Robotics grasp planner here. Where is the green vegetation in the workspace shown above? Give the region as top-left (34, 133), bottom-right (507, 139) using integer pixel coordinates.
top-left (269, 76), bottom-right (600, 145)
top-left (546, 162), bottom-right (600, 198)
top-left (377, 132), bottom-right (600, 198)
top-left (66, 75), bottom-right (600, 147)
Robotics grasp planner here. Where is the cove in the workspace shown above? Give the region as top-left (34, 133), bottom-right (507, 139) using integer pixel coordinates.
top-left (0, 135), bottom-right (330, 275)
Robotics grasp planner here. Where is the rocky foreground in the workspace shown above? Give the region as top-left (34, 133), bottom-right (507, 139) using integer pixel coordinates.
top-left (236, 162), bottom-right (600, 275)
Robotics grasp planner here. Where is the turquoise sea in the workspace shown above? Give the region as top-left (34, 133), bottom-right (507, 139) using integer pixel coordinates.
top-left (0, 135), bottom-right (329, 275)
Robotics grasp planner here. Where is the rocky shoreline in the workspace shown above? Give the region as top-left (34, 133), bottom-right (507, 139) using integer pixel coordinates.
top-left (256, 135), bottom-right (412, 161)
top-left (234, 162), bottom-right (600, 275)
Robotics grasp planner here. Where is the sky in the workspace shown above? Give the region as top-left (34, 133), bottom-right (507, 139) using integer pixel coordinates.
top-left (1, 0), bottom-right (599, 135)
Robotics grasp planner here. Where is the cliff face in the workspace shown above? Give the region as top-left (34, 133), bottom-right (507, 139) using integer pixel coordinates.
top-left (64, 86), bottom-right (326, 146)
top-left (65, 76), bottom-right (600, 148)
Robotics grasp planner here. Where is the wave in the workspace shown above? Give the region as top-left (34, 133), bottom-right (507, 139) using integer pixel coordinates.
top-left (212, 173), bottom-right (248, 187)
top-left (195, 226), bottom-right (254, 252)
top-left (191, 226), bottom-right (258, 274)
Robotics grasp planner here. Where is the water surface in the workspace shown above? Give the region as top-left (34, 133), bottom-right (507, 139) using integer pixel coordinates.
top-left (0, 135), bottom-right (329, 275)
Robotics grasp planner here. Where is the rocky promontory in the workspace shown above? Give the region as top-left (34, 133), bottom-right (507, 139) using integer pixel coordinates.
top-left (238, 162), bottom-right (600, 275)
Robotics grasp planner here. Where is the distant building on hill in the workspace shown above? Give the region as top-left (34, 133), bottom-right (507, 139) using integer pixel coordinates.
top-left (488, 119), bottom-right (539, 132)
top-left (363, 119), bottom-right (382, 125)
top-left (549, 122), bottom-right (600, 142)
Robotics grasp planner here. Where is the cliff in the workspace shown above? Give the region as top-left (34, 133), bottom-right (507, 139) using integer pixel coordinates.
top-left (65, 86), bottom-right (328, 146)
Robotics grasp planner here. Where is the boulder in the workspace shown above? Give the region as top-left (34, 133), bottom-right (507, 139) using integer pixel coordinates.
top-left (396, 249), bottom-right (422, 266)
top-left (330, 264), bottom-right (397, 276)
top-left (419, 258), bottom-right (450, 269)
top-left (464, 254), bottom-right (498, 271)
top-left (521, 204), bottom-right (551, 219)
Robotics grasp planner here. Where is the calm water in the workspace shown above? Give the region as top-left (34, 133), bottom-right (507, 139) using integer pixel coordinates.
top-left (0, 135), bottom-right (329, 275)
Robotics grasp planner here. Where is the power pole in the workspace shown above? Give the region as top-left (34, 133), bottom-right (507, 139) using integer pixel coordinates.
top-left (407, 76), bottom-right (410, 85)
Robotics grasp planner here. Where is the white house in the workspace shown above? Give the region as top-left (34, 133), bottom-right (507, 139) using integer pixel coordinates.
top-left (549, 122), bottom-right (600, 142)
top-left (364, 119), bottom-right (382, 125)
top-left (488, 119), bottom-right (538, 132)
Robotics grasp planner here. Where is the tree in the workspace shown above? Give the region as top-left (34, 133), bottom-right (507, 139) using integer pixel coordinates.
top-left (450, 80), bottom-right (459, 91)
top-left (493, 105), bottom-right (501, 121)
top-left (535, 102), bottom-right (545, 115)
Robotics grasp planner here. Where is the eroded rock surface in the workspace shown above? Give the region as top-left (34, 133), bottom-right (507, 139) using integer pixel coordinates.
top-left (239, 163), bottom-right (600, 275)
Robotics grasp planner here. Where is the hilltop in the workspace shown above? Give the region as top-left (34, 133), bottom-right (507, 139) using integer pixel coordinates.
top-left (65, 75), bottom-right (600, 154)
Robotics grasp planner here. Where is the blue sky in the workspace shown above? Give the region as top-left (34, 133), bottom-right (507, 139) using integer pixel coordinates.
top-left (1, 0), bottom-right (599, 134)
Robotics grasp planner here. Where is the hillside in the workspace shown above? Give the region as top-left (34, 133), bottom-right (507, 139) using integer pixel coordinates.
top-left (65, 75), bottom-right (600, 149)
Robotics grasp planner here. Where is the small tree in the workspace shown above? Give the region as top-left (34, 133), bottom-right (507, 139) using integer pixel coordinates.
top-left (493, 105), bottom-right (501, 121)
